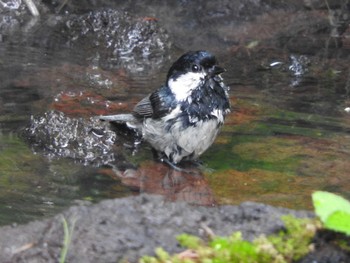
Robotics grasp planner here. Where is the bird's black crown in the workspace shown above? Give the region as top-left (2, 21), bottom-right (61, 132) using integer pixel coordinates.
top-left (166, 50), bottom-right (223, 81)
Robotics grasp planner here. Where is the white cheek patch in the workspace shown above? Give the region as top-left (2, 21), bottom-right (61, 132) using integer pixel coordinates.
top-left (168, 72), bottom-right (205, 101)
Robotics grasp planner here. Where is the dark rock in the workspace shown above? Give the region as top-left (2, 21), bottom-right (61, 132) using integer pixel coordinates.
top-left (1, 7), bottom-right (173, 74)
top-left (48, 0), bottom-right (304, 16)
top-left (50, 0), bottom-right (305, 51)
top-left (0, 194), bottom-right (312, 263)
top-left (298, 230), bottom-right (350, 263)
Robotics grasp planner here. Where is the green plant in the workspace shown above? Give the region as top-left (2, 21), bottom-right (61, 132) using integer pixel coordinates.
top-left (140, 216), bottom-right (317, 263)
top-left (312, 191), bottom-right (350, 235)
top-left (264, 215), bottom-right (318, 262)
top-left (140, 192), bottom-right (350, 262)
top-left (60, 216), bottom-right (77, 263)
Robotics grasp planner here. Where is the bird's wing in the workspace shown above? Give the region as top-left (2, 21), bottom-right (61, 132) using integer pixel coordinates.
top-left (133, 86), bottom-right (174, 119)
top-left (132, 94), bottom-right (154, 118)
top-left (149, 88), bottom-right (175, 119)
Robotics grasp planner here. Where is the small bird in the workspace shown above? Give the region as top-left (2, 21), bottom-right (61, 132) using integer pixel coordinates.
top-left (100, 50), bottom-right (230, 167)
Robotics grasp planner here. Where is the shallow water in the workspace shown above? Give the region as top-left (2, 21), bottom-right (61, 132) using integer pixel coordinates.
top-left (1, 2), bottom-right (350, 225)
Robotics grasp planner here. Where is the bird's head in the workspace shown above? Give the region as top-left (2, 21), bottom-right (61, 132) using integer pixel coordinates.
top-left (166, 50), bottom-right (225, 101)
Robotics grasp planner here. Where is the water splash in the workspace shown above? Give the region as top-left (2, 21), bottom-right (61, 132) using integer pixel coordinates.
top-left (25, 111), bottom-right (117, 166)
top-left (62, 9), bottom-right (173, 73)
top-left (0, 0), bottom-right (21, 10)
top-left (288, 55), bottom-right (311, 87)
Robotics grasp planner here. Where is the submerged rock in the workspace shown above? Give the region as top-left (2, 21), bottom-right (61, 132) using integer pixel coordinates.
top-left (25, 110), bottom-right (116, 166)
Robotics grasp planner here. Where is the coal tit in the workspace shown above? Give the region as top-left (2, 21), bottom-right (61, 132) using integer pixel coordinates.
top-left (100, 50), bottom-right (230, 165)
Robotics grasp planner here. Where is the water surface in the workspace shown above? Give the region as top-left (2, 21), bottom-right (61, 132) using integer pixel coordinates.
top-left (1, 2), bottom-right (350, 225)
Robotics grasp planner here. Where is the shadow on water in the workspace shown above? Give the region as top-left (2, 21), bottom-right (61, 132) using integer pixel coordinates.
top-left (1, 0), bottom-right (350, 225)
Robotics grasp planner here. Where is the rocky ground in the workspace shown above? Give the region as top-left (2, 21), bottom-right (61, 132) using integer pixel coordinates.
top-left (0, 194), bottom-right (349, 262)
top-left (0, 194), bottom-right (315, 262)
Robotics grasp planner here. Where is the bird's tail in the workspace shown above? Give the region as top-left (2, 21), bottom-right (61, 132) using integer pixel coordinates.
top-left (99, 113), bottom-right (136, 123)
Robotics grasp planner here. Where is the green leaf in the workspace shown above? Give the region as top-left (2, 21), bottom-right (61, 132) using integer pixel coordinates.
top-left (325, 210), bottom-right (350, 235)
top-left (312, 191), bottom-right (350, 223)
top-left (312, 191), bottom-right (350, 235)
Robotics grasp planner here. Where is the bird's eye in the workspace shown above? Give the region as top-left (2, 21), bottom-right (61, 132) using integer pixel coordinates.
top-left (191, 64), bottom-right (201, 72)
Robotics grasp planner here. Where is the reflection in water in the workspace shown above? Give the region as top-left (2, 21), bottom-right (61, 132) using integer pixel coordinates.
top-left (111, 161), bottom-right (215, 206)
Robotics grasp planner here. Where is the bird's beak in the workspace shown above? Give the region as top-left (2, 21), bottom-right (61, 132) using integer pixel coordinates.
top-left (210, 65), bottom-right (226, 76)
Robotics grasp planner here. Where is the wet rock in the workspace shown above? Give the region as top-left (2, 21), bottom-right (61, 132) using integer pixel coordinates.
top-left (57, 0), bottom-right (305, 21)
top-left (0, 0), bottom-right (47, 16)
top-left (0, 0), bottom-right (48, 35)
top-left (0, 194), bottom-right (313, 263)
top-left (52, 0), bottom-right (305, 51)
top-left (0, 0), bottom-right (22, 10)
top-left (1, 6), bottom-right (173, 75)
top-left (25, 110), bottom-right (117, 166)
top-left (58, 9), bottom-right (173, 73)
top-left (298, 229), bottom-right (350, 263)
